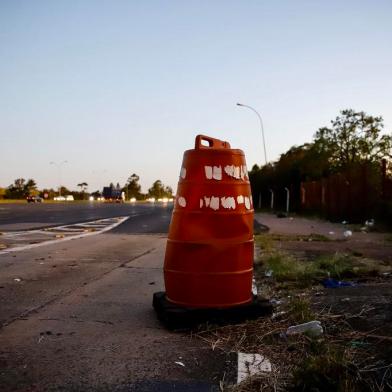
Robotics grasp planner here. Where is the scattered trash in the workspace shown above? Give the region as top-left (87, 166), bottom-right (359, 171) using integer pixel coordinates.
top-left (14, 278), bottom-right (21, 282)
top-left (289, 217), bottom-right (294, 221)
top-left (265, 269), bottom-right (273, 277)
top-left (343, 230), bottom-right (352, 238)
top-left (350, 340), bottom-right (370, 348)
top-left (342, 220), bottom-right (348, 225)
top-left (382, 272), bottom-right (390, 276)
top-left (270, 299), bottom-right (283, 306)
top-left (175, 361), bottom-right (185, 367)
top-left (314, 291), bottom-right (324, 296)
top-left (39, 262), bottom-right (44, 265)
top-left (55, 234), bottom-right (64, 238)
top-left (328, 231), bottom-right (335, 235)
top-left (271, 311), bottom-right (287, 320)
top-left (365, 219), bottom-right (375, 227)
top-left (286, 320), bottom-right (323, 337)
top-left (237, 352), bottom-right (272, 384)
top-left (37, 336), bottom-right (44, 344)
top-left (341, 297), bottom-right (351, 302)
top-left (322, 278), bottom-right (356, 288)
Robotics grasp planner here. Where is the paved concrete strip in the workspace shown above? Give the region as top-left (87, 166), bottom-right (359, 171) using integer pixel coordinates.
top-left (0, 216), bottom-right (129, 254)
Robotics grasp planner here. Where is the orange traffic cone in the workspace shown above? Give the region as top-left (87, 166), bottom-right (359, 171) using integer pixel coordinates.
top-left (154, 135), bottom-right (272, 327)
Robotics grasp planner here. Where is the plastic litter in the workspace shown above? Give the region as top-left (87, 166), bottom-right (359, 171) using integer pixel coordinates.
top-left (175, 361), bottom-right (185, 367)
top-left (342, 220), bottom-right (348, 225)
top-left (270, 299), bottom-right (283, 306)
top-left (365, 219), bottom-right (375, 227)
top-left (265, 269), bottom-right (273, 277)
top-left (14, 278), bottom-right (21, 282)
top-left (328, 231), bottom-right (335, 235)
top-left (343, 230), bottom-right (352, 238)
top-left (286, 320), bottom-right (323, 337)
top-left (322, 278), bottom-right (356, 288)
top-left (350, 340), bottom-right (370, 348)
top-left (271, 311), bottom-right (286, 320)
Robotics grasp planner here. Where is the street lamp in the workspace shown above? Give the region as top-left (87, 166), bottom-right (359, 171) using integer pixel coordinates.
top-left (236, 103), bottom-right (268, 165)
top-left (50, 160), bottom-right (68, 197)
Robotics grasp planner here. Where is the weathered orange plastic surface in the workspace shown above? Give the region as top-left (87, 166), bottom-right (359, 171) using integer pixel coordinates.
top-left (164, 135), bottom-right (254, 308)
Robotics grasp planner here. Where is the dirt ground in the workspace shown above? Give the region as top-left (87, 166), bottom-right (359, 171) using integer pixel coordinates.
top-left (196, 213), bottom-right (392, 391)
top-left (255, 213), bottom-right (392, 390)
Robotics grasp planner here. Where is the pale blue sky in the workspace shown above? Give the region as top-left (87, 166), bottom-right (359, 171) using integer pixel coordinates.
top-left (1, 1), bottom-right (391, 193)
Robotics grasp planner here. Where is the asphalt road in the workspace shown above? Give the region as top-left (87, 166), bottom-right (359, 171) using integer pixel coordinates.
top-left (0, 204), bottom-right (235, 391)
top-left (0, 202), bottom-right (173, 232)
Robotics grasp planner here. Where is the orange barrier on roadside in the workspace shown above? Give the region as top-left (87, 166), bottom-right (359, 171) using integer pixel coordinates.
top-left (164, 135), bottom-right (254, 308)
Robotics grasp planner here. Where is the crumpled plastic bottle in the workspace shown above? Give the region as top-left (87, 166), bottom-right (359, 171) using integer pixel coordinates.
top-left (286, 320), bottom-right (323, 337)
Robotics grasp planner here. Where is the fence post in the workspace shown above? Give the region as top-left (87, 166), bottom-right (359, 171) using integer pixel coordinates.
top-left (285, 187), bottom-right (290, 214)
top-left (269, 189), bottom-right (274, 210)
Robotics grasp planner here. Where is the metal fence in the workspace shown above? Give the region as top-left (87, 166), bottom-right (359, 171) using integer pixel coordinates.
top-left (300, 161), bottom-right (391, 222)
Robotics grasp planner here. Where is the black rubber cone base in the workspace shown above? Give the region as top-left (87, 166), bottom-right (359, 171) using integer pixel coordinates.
top-left (153, 292), bottom-right (273, 330)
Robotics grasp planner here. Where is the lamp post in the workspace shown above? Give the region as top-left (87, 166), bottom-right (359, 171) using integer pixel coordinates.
top-left (50, 160), bottom-right (68, 197)
top-left (237, 103), bottom-right (268, 209)
top-left (236, 103), bottom-right (268, 165)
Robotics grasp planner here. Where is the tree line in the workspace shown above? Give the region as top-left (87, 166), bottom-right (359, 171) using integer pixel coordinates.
top-left (249, 109), bottom-right (392, 219)
top-left (0, 175), bottom-right (173, 200)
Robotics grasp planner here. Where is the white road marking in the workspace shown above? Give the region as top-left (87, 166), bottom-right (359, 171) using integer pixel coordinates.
top-left (0, 216), bottom-right (129, 255)
top-left (237, 352), bottom-right (271, 384)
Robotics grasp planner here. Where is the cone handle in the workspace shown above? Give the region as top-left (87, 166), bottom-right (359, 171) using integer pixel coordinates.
top-left (195, 135), bottom-right (231, 150)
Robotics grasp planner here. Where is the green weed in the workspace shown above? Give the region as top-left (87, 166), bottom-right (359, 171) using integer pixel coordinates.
top-left (288, 297), bottom-right (315, 323)
top-left (291, 348), bottom-right (362, 392)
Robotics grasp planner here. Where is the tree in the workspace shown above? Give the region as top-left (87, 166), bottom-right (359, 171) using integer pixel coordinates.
top-left (76, 182), bottom-right (88, 199)
top-left (147, 180), bottom-right (173, 199)
top-left (5, 178), bottom-right (38, 198)
top-left (124, 173), bottom-right (142, 199)
top-left (77, 182), bottom-right (88, 192)
top-left (314, 109), bottom-right (392, 170)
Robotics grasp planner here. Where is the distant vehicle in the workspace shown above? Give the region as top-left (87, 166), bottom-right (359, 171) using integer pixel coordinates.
top-left (26, 195), bottom-right (43, 203)
top-left (53, 195), bottom-right (74, 201)
top-left (103, 186), bottom-right (123, 203)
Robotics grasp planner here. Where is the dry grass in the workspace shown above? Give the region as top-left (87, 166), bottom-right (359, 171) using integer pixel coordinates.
top-left (194, 232), bottom-right (392, 390)
top-left (196, 299), bottom-right (392, 391)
